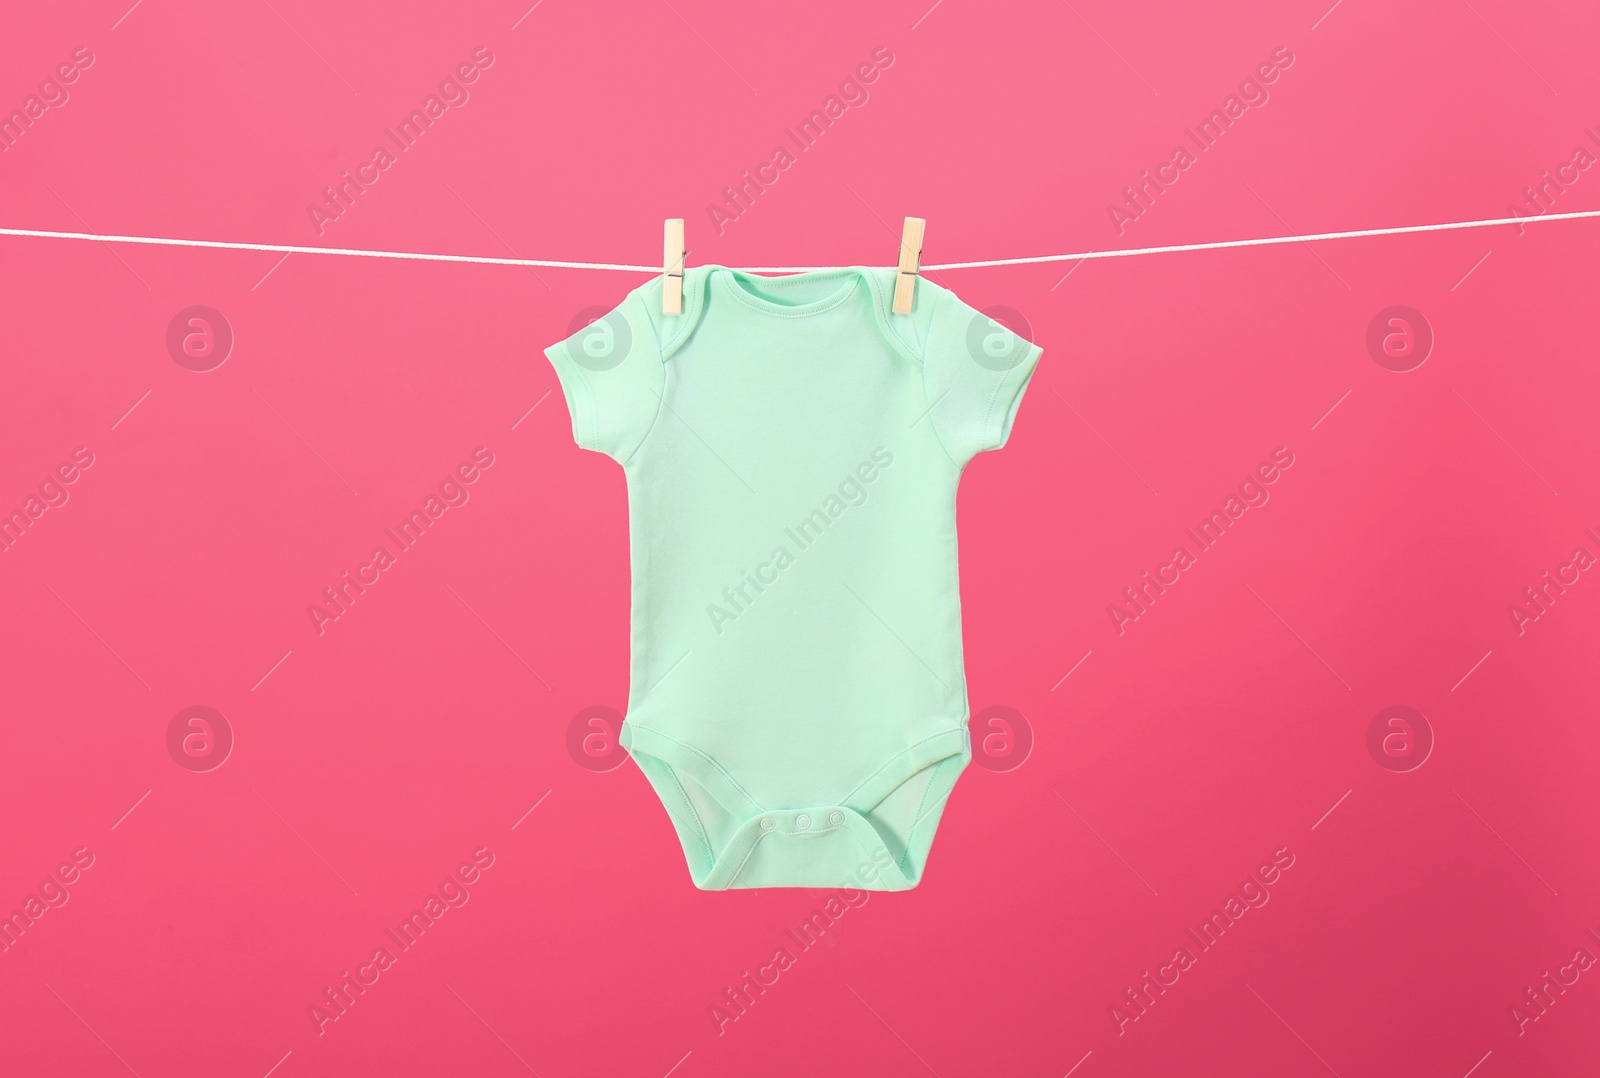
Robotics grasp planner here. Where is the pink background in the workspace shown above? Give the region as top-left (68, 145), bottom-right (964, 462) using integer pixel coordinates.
top-left (3, 1), bottom-right (1599, 1075)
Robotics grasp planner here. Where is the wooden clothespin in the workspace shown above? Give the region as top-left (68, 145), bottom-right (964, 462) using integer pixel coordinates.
top-left (892, 217), bottom-right (924, 315)
top-left (663, 218), bottom-right (685, 315)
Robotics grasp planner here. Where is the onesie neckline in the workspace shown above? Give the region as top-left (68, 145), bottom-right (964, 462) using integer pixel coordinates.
top-left (707, 265), bottom-right (864, 318)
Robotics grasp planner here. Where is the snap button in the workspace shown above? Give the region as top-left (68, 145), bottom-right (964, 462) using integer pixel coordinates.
top-left (829, 811), bottom-right (845, 826)
top-left (795, 813), bottom-right (810, 830)
top-left (758, 817), bottom-right (774, 831)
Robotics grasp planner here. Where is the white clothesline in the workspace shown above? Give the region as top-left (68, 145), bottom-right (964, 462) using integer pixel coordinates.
top-left (1, 208), bottom-right (1597, 273)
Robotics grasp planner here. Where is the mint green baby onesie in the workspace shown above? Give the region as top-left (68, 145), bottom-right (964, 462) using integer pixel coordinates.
top-left (544, 265), bottom-right (1041, 890)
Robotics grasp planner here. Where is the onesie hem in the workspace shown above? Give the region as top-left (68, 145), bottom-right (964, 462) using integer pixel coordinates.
top-left (621, 720), bottom-right (970, 891)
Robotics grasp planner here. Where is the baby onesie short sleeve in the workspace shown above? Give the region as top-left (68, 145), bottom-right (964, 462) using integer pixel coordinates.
top-left (542, 288), bottom-right (666, 462)
top-left (914, 283), bottom-right (1044, 469)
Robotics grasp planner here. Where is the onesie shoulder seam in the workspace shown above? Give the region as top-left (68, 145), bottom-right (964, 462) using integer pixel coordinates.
top-left (658, 266), bottom-right (710, 361)
top-left (865, 269), bottom-right (922, 367)
top-left (858, 271), bottom-right (961, 468)
top-left (915, 288), bottom-right (965, 472)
